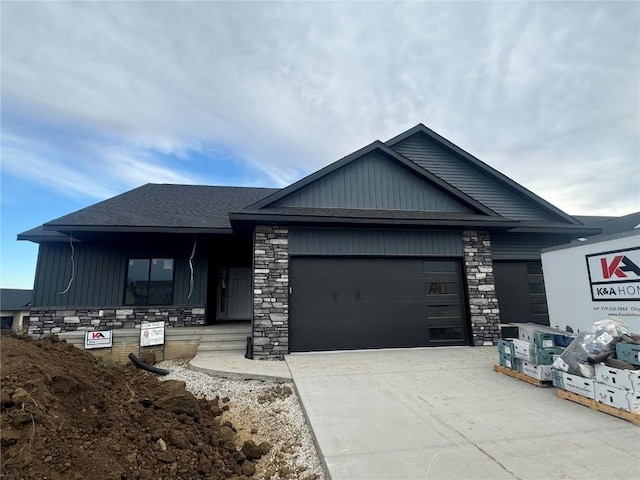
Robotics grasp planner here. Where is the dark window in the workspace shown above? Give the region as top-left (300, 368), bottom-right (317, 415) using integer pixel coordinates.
top-left (124, 258), bottom-right (174, 306)
top-left (429, 327), bottom-right (464, 341)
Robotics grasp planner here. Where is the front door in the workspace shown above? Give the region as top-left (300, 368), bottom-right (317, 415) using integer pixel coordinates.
top-left (217, 267), bottom-right (252, 320)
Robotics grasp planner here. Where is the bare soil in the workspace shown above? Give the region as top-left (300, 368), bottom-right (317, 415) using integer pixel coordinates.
top-left (0, 334), bottom-right (272, 479)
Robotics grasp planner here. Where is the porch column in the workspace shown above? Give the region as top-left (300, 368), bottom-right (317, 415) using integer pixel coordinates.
top-left (462, 229), bottom-right (501, 346)
top-left (252, 225), bottom-right (289, 359)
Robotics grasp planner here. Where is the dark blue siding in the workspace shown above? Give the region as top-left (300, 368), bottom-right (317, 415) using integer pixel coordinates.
top-left (32, 241), bottom-right (208, 308)
top-left (392, 135), bottom-right (559, 221)
top-left (491, 233), bottom-right (573, 260)
top-left (290, 228), bottom-right (463, 256)
top-left (275, 152), bottom-right (472, 212)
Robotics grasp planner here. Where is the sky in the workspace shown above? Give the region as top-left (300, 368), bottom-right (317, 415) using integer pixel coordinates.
top-left (1, 1), bottom-right (639, 289)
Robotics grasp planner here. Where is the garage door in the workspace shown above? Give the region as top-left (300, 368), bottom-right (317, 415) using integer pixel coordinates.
top-left (289, 257), bottom-right (468, 352)
top-left (494, 261), bottom-right (549, 325)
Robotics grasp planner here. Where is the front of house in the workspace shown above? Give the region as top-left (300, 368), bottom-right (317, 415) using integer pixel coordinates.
top-left (19, 124), bottom-right (601, 358)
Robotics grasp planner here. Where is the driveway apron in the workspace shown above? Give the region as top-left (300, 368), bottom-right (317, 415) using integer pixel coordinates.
top-left (286, 347), bottom-right (640, 480)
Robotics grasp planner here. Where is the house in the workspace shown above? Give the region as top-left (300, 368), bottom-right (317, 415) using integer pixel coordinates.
top-left (19, 124), bottom-right (603, 358)
top-left (0, 289), bottom-right (32, 333)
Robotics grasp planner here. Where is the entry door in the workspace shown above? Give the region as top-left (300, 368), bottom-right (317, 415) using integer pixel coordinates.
top-left (217, 267), bottom-right (251, 320)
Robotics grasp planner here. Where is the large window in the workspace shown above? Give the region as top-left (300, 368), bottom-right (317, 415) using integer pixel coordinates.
top-left (124, 258), bottom-right (174, 306)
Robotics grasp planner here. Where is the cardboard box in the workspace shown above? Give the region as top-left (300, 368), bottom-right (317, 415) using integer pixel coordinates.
top-left (594, 383), bottom-right (640, 412)
top-left (521, 361), bottom-right (553, 381)
top-left (513, 339), bottom-right (537, 362)
top-left (594, 364), bottom-right (640, 392)
top-left (513, 339), bottom-right (562, 365)
top-left (533, 332), bottom-right (555, 349)
top-left (615, 342), bottom-right (640, 367)
top-left (499, 353), bottom-right (515, 370)
top-left (552, 370), bottom-right (596, 399)
top-left (497, 339), bottom-right (515, 357)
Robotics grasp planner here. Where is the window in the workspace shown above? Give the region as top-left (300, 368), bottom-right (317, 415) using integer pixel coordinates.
top-left (124, 258), bottom-right (174, 306)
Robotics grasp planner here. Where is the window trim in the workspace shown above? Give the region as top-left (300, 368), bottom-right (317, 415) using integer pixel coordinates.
top-left (124, 257), bottom-right (175, 306)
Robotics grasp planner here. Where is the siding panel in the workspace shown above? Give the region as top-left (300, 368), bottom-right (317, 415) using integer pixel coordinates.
top-left (275, 152), bottom-right (472, 212)
top-left (290, 228), bottom-right (463, 256)
top-left (392, 136), bottom-right (559, 221)
top-left (491, 233), bottom-right (572, 260)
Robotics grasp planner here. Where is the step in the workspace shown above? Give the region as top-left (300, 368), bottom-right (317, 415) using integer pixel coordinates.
top-left (197, 341), bottom-right (247, 352)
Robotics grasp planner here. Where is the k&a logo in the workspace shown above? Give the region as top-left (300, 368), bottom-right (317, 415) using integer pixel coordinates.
top-left (600, 255), bottom-right (640, 279)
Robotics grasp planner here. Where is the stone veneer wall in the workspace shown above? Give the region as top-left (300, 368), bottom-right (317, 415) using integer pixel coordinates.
top-left (252, 225), bottom-right (289, 359)
top-left (26, 307), bottom-right (206, 336)
top-left (462, 229), bottom-right (501, 346)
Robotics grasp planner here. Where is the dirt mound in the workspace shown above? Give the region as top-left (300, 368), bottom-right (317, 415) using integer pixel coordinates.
top-left (0, 334), bottom-right (267, 479)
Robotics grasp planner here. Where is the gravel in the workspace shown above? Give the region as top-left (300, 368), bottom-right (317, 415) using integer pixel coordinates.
top-left (157, 361), bottom-right (326, 480)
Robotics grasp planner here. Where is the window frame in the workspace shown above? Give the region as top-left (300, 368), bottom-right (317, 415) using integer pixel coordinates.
top-left (123, 257), bottom-right (175, 306)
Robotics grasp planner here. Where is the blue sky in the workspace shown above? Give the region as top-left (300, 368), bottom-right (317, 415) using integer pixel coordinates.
top-left (1, 1), bottom-right (639, 289)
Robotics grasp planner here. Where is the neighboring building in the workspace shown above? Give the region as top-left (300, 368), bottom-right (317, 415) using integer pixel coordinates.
top-left (0, 289), bottom-right (32, 333)
top-left (19, 124), bottom-right (603, 358)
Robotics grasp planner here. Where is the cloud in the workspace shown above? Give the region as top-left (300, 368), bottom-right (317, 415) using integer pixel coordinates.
top-left (1, 1), bottom-right (638, 214)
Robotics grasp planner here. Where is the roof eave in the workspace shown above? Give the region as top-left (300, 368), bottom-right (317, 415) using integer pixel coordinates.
top-left (229, 212), bottom-right (519, 230)
top-left (42, 225), bottom-right (234, 234)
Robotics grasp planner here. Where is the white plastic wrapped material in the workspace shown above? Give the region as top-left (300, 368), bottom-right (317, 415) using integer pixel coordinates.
top-left (552, 318), bottom-right (628, 378)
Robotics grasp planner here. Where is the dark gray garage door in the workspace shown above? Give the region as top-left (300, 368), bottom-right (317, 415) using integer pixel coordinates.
top-left (494, 261), bottom-right (549, 325)
top-left (289, 257), bottom-right (468, 352)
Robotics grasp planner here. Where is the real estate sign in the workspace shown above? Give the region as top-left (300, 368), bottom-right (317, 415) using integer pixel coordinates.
top-left (85, 330), bottom-right (113, 349)
top-left (140, 321), bottom-right (165, 347)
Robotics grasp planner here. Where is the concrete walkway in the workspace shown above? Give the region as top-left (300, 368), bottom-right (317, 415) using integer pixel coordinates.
top-left (286, 347), bottom-right (640, 480)
top-left (189, 351), bottom-right (292, 382)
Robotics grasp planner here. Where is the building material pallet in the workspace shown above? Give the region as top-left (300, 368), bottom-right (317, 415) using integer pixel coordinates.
top-left (493, 364), bottom-right (553, 388)
top-left (556, 389), bottom-right (640, 426)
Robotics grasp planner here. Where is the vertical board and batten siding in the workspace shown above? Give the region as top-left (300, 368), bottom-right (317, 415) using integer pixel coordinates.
top-left (392, 135), bottom-right (560, 221)
top-left (289, 228), bottom-right (463, 256)
top-left (490, 233), bottom-right (573, 260)
top-left (274, 152), bottom-right (472, 213)
top-left (32, 242), bottom-right (208, 308)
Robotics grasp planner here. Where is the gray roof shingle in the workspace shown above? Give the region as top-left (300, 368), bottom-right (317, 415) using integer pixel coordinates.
top-left (1, 289), bottom-right (32, 310)
top-left (42, 184), bottom-right (279, 231)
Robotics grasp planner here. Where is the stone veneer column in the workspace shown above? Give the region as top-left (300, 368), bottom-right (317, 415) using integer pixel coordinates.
top-left (463, 229), bottom-right (501, 346)
top-left (252, 225), bottom-right (289, 359)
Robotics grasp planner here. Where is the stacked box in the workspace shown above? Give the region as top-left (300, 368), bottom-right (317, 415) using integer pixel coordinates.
top-left (594, 364), bottom-right (640, 392)
top-left (521, 361), bottom-right (553, 381)
top-left (513, 339), bottom-right (563, 365)
top-left (552, 369), bottom-right (596, 399)
top-left (593, 363), bottom-right (640, 412)
top-left (594, 383), bottom-right (640, 412)
top-left (497, 339), bottom-right (521, 371)
top-left (615, 342), bottom-right (640, 367)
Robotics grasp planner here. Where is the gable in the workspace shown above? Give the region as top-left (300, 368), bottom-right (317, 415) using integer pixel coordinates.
top-left (390, 134), bottom-right (562, 222)
top-left (272, 151), bottom-right (473, 213)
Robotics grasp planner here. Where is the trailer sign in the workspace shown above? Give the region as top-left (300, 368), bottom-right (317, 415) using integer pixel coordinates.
top-left (85, 330), bottom-right (113, 349)
top-left (587, 247), bottom-right (640, 301)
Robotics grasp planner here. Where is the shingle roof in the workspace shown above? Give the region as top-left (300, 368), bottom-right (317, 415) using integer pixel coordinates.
top-left (0, 289), bottom-right (32, 310)
top-left (41, 184), bottom-right (279, 232)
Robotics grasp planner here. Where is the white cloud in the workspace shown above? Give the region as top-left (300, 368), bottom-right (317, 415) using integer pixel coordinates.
top-left (1, 1), bottom-right (638, 214)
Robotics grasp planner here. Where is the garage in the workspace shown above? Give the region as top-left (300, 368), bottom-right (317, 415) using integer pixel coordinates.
top-left (493, 261), bottom-right (549, 325)
top-left (289, 257), bottom-right (468, 352)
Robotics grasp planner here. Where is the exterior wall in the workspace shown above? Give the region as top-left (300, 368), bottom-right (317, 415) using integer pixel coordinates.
top-left (392, 135), bottom-right (559, 221)
top-left (26, 306), bottom-right (206, 336)
top-left (491, 233), bottom-right (573, 260)
top-left (273, 152), bottom-right (472, 212)
top-left (289, 228), bottom-right (463, 256)
top-left (252, 225), bottom-right (289, 359)
top-left (32, 240), bottom-right (208, 308)
top-left (462, 230), bottom-right (501, 346)
top-left (0, 310), bottom-right (30, 334)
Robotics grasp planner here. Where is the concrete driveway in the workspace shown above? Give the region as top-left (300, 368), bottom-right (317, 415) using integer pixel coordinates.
top-left (286, 347), bottom-right (640, 480)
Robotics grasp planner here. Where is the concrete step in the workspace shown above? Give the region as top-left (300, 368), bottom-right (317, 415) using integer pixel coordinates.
top-left (197, 341), bottom-right (247, 352)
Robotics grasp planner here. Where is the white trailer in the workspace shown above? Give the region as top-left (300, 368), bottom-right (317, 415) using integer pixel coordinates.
top-left (541, 230), bottom-right (640, 334)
